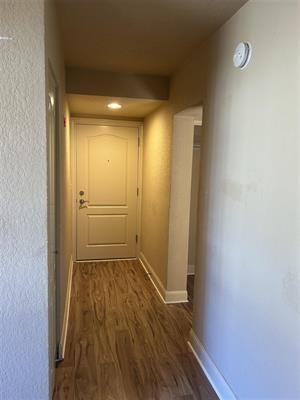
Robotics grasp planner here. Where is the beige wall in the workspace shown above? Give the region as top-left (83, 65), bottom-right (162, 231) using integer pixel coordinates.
top-left (66, 68), bottom-right (169, 100)
top-left (141, 0), bottom-right (299, 397)
top-left (194, 1), bottom-right (299, 397)
top-left (170, 42), bottom-right (209, 113)
top-left (141, 30), bottom-right (208, 291)
top-left (141, 104), bottom-right (172, 286)
top-left (166, 115), bottom-right (195, 294)
top-left (188, 146), bottom-right (201, 271)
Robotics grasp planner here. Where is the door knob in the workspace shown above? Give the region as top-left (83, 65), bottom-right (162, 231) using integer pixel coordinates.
top-left (79, 198), bottom-right (89, 209)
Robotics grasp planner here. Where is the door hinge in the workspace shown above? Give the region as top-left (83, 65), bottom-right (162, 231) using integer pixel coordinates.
top-left (138, 136), bottom-right (140, 147)
top-left (137, 187), bottom-right (139, 196)
top-left (136, 234), bottom-right (138, 243)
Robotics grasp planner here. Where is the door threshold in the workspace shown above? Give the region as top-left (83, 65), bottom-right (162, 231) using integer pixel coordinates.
top-left (76, 257), bottom-right (138, 263)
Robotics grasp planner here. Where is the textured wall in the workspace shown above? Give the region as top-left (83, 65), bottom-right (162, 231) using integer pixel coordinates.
top-left (141, 105), bottom-right (172, 286)
top-left (0, 1), bottom-right (49, 399)
top-left (141, 34), bottom-right (208, 289)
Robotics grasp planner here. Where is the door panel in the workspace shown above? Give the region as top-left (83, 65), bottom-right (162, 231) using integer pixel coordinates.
top-left (76, 122), bottom-right (139, 260)
top-left (88, 135), bottom-right (128, 205)
top-left (87, 214), bottom-right (127, 245)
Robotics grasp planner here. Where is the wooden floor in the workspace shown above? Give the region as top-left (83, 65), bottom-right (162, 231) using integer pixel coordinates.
top-left (53, 260), bottom-right (218, 400)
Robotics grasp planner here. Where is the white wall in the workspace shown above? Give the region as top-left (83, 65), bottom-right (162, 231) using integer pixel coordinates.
top-left (0, 1), bottom-right (49, 398)
top-left (193, 1), bottom-right (300, 398)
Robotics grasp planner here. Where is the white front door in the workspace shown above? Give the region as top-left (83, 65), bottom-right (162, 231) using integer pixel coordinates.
top-left (75, 120), bottom-right (139, 260)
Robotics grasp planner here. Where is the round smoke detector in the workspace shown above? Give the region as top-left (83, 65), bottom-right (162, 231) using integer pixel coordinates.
top-left (233, 42), bottom-right (252, 69)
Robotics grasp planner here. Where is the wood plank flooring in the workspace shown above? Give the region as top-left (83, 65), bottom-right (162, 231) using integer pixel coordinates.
top-left (53, 260), bottom-right (218, 400)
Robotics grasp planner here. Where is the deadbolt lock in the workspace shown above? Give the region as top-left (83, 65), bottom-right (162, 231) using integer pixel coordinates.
top-left (79, 190), bottom-right (84, 196)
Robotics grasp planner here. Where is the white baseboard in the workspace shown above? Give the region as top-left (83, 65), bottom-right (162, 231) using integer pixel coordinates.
top-left (188, 264), bottom-right (195, 275)
top-left (76, 257), bottom-right (137, 263)
top-left (165, 290), bottom-right (188, 303)
top-left (139, 252), bottom-right (188, 304)
top-left (139, 252), bottom-right (166, 302)
top-left (188, 329), bottom-right (236, 400)
top-left (60, 256), bottom-right (73, 359)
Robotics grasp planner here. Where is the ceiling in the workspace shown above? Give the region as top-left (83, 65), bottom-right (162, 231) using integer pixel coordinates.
top-left (68, 94), bottom-right (165, 118)
top-left (56, 0), bottom-right (247, 76)
top-left (176, 105), bottom-right (202, 124)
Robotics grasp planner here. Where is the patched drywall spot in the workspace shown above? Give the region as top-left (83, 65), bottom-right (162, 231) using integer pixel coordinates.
top-left (221, 179), bottom-right (244, 202)
top-left (282, 267), bottom-right (300, 314)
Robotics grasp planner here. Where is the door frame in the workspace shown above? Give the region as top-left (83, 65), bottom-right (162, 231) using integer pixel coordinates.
top-left (166, 105), bottom-right (203, 301)
top-left (71, 117), bottom-right (143, 261)
top-left (47, 65), bottom-right (59, 393)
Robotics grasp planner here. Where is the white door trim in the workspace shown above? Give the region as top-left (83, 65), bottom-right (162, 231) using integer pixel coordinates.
top-left (71, 117), bottom-right (143, 261)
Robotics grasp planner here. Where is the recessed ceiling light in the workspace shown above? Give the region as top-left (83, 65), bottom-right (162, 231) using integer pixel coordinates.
top-left (108, 102), bottom-right (122, 110)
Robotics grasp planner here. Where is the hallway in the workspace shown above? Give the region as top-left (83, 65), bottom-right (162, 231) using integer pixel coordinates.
top-left (2, 2), bottom-right (299, 399)
top-left (53, 260), bottom-right (218, 400)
